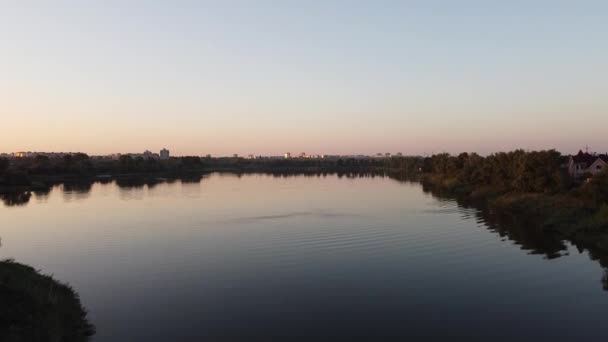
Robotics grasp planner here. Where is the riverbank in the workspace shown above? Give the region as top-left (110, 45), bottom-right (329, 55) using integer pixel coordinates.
top-left (420, 173), bottom-right (608, 252)
top-left (0, 166), bottom-right (384, 194)
top-left (0, 154), bottom-right (388, 194)
top-left (0, 259), bottom-right (94, 342)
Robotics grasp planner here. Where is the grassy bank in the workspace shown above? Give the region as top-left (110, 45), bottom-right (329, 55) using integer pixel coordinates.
top-left (421, 173), bottom-right (608, 250)
top-left (0, 259), bottom-right (94, 342)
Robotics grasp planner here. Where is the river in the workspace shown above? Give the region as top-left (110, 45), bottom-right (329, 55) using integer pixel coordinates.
top-left (1, 173), bottom-right (607, 341)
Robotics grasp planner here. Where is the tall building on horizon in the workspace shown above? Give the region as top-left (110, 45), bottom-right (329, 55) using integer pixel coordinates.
top-left (160, 148), bottom-right (170, 160)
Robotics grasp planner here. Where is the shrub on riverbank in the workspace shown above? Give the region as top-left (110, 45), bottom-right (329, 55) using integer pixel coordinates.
top-left (422, 169), bottom-right (608, 236)
top-left (490, 193), bottom-right (591, 232)
top-left (584, 204), bottom-right (608, 231)
top-left (398, 150), bottom-right (608, 236)
top-left (0, 259), bottom-right (94, 342)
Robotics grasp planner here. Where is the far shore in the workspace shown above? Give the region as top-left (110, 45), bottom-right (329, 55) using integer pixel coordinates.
top-left (2, 150), bottom-right (607, 247)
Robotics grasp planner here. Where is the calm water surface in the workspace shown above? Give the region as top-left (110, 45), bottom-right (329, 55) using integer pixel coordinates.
top-left (1, 173), bottom-right (607, 341)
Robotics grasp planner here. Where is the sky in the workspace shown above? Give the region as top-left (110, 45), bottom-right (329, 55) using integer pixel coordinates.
top-left (1, 1), bottom-right (607, 156)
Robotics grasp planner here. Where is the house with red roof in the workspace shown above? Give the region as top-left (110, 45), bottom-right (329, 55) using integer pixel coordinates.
top-left (568, 150), bottom-right (608, 179)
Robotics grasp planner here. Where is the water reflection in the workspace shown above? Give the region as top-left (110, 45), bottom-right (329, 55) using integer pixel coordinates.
top-left (180, 175), bottom-right (204, 183)
top-left (421, 183), bottom-right (570, 259)
top-left (417, 181), bottom-right (566, 257)
top-left (218, 170), bottom-right (382, 180)
top-left (3, 172), bottom-right (608, 341)
top-left (62, 181), bottom-right (93, 202)
top-left (0, 192), bottom-right (32, 206)
top-left (3, 172), bottom-right (608, 293)
top-left (396, 175), bottom-right (608, 292)
top-left (114, 176), bottom-right (192, 189)
top-left (33, 187), bottom-right (52, 201)
top-left (115, 178), bottom-right (152, 189)
top-left (115, 179), bottom-right (146, 201)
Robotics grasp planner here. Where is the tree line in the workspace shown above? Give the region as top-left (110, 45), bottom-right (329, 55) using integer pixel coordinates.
top-left (383, 149), bottom-right (608, 232)
top-left (383, 149), bottom-right (573, 193)
top-left (0, 154), bottom-right (386, 181)
top-left (1, 150), bottom-right (605, 198)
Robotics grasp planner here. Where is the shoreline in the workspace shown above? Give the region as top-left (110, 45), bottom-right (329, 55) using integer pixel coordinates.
top-left (0, 259), bottom-right (94, 341)
top-left (3, 167), bottom-right (607, 251)
top-left (418, 173), bottom-right (608, 253)
top-left (0, 167), bottom-right (382, 194)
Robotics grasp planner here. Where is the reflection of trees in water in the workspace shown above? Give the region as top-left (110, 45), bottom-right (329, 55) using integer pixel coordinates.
top-left (1, 192), bottom-right (32, 206)
top-left (33, 187), bottom-right (52, 201)
top-left (5, 172), bottom-right (608, 291)
top-left (116, 179), bottom-right (147, 201)
top-left (389, 174), bottom-right (608, 292)
top-left (579, 240), bottom-right (608, 285)
top-left (115, 177), bottom-right (167, 189)
top-left (62, 181), bottom-right (93, 202)
top-left (96, 178), bottom-right (113, 185)
top-left (436, 193), bottom-right (569, 259)
top-left (62, 181), bottom-right (93, 193)
top-left (115, 178), bottom-right (147, 189)
top-left (115, 177), bottom-right (174, 200)
top-left (260, 170), bottom-right (383, 179)
top-left (180, 175), bottom-right (203, 183)
top-left (410, 177), bottom-right (571, 259)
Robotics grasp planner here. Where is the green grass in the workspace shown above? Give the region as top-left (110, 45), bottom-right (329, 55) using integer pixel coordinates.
top-left (0, 259), bottom-right (94, 342)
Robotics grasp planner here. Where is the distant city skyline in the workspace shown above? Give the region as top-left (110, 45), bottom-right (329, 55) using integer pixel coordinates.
top-left (2, 1), bottom-right (607, 156)
top-left (2, 144), bottom-right (606, 158)
top-left (3, 146), bottom-right (606, 159)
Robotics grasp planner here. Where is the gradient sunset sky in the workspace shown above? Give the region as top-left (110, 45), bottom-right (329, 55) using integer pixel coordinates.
top-left (1, 1), bottom-right (607, 156)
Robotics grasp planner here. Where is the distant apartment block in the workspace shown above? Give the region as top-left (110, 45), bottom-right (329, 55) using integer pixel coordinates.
top-left (160, 148), bottom-right (170, 160)
top-left (143, 150), bottom-right (160, 159)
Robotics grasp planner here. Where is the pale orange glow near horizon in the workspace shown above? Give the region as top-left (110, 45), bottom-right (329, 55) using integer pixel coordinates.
top-left (2, 2), bottom-right (607, 156)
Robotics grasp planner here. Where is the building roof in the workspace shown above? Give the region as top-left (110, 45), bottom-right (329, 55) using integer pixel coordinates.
top-left (571, 150), bottom-right (608, 167)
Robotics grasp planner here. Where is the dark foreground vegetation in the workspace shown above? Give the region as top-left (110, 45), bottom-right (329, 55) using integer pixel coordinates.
top-left (0, 259), bottom-right (94, 342)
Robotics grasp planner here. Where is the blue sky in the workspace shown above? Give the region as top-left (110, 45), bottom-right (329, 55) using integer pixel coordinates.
top-left (1, 1), bottom-right (607, 156)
